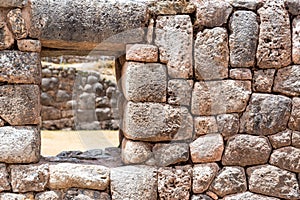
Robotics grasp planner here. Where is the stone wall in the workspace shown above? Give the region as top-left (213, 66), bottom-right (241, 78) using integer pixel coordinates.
top-left (0, 0), bottom-right (299, 199)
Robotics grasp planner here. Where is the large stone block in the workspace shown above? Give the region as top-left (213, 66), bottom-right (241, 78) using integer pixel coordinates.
top-left (240, 93), bottom-right (292, 135)
top-left (121, 138), bottom-right (152, 164)
top-left (0, 51), bottom-right (41, 84)
top-left (191, 80), bottom-right (251, 115)
top-left (0, 22), bottom-right (14, 50)
top-left (122, 62), bottom-right (167, 103)
top-left (270, 146), bottom-right (300, 173)
top-left (49, 163), bottom-right (109, 190)
top-left (268, 130), bottom-right (292, 149)
top-left (194, 27), bottom-right (228, 80)
top-left (229, 11), bottom-right (258, 68)
top-left (223, 192), bottom-right (280, 200)
top-left (0, 164), bottom-right (10, 192)
top-left (111, 165), bottom-right (157, 200)
top-left (0, 126), bottom-right (40, 163)
top-left (7, 8), bottom-right (28, 39)
top-left (123, 102), bottom-right (193, 142)
top-left (293, 16), bottom-right (300, 64)
top-left (257, 0), bottom-right (291, 68)
top-left (155, 15), bottom-right (193, 78)
top-left (247, 165), bottom-right (300, 199)
top-left (289, 97), bottom-right (300, 131)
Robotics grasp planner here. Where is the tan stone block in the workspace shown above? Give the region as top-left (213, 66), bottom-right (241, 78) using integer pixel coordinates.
top-left (17, 39), bottom-right (41, 52)
top-left (126, 44), bottom-right (158, 62)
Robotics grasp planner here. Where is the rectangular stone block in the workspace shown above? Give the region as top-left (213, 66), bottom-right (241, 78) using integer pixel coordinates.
top-left (126, 44), bottom-right (158, 62)
top-left (0, 51), bottom-right (41, 84)
top-left (0, 126), bottom-right (40, 163)
top-left (168, 79), bottom-right (193, 106)
top-left (17, 39), bottom-right (41, 52)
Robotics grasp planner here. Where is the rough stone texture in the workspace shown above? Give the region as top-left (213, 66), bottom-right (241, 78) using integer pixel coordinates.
top-left (293, 16), bottom-right (300, 64)
top-left (222, 134), bottom-right (272, 166)
top-left (227, 0), bottom-right (259, 10)
top-left (168, 79), bottom-right (193, 106)
top-left (216, 114), bottom-right (239, 139)
top-left (192, 163), bottom-right (219, 194)
top-left (49, 163), bottom-right (109, 190)
top-left (210, 167), bottom-right (247, 197)
top-left (123, 102), bottom-right (193, 142)
top-left (292, 131), bottom-right (300, 147)
top-left (229, 68), bottom-right (252, 80)
top-left (0, 193), bottom-right (29, 200)
top-left (64, 188), bottom-right (110, 200)
top-left (191, 80), bottom-right (251, 115)
top-left (158, 166), bottom-right (192, 200)
top-left (122, 62), bottom-right (166, 103)
top-left (274, 65), bottom-right (300, 96)
top-left (240, 93), bottom-right (292, 135)
top-left (194, 116), bottom-right (218, 137)
top-left (35, 191), bottom-right (62, 200)
top-left (257, 0), bottom-right (291, 68)
top-left (121, 138), bottom-right (152, 164)
top-left (191, 195), bottom-right (213, 200)
top-left (223, 192), bottom-right (280, 200)
top-left (0, 51), bottom-right (41, 84)
top-left (153, 143), bottom-right (189, 167)
top-left (17, 39), bottom-right (41, 52)
top-left (285, 0), bottom-right (300, 15)
top-left (268, 130), bottom-right (292, 149)
top-left (270, 146), bottom-right (300, 173)
top-left (0, 22), bottom-right (14, 50)
top-left (126, 44), bottom-right (158, 62)
top-left (194, 27), bottom-right (228, 80)
top-left (192, 0), bottom-right (233, 27)
top-left (0, 164), bottom-right (10, 192)
top-left (289, 97), bottom-right (300, 131)
top-left (155, 15), bottom-right (193, 78)
top-left (190, 134), bottom-right (224, 163)
top-left (229, 11), bottom-right (258, 68)
top-left (149, 0), bottom-right (195, 15)
top-left (0, 126), bottom-right (40, 163)
top-left (7, 8), bottom-right (27, 39)
top-left (247, 165), bottom-right (300, 199)
top-left (111, 165), bottom-right (157, 200)
top-left (253, 69), bottom-right (275, 93)
top-left (10, 164), bottom-right (49, 192)
top-left (1, 0), bottom-right (28, 8)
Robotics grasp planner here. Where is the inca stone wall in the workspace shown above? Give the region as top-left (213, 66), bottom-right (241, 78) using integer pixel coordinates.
top-left (0, 0), bottom-right (299, 199)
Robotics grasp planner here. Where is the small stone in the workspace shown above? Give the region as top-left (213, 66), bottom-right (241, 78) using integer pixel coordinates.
top-left (35, 191), bottom-right (62, 200)
top-left (223, 191), bottom-right (280, 200)
top-left (121, 138), bottom-right (152, 164)
top-left (56, 89), bottom-right (71, 102)
top-left (268, 130), bottom-right (292, 149)
top-left (149, 0), bottom-right (195, 15)
top-left (194, 116), bottom-right (218, 137)
top-left (0, 193), bottom-right (28, 200)
top-left (0, 22), bottom-right (14, 50)
top-left (10, 164), bottom-right (49, 192)
top-left (17, 39), bottom-right (41, 52)
top-left (247, 165), bottom-right (300, 199)
top-left (95, 108), bottom-right (111, 121)
top-left (229, 68), bottom-right (252, 80)
top-left (190, 134), bottom-right (224, 163)
top-left (7, 8), bottom-right (28, 39)
top-left (270, 146), bottom-right (300, 173)
top-left (126, 44), bottom-right (158, 62)
top-left (0, 164), bottom-right (10, 192)
top-left (194, 27), bottom-right (228, 80)
top-left (1, 0), bottom-right (28, 8)
top-left (285, 0), bottom-right (300, 15)
top-left (206, 191), bottom-right (218, 200)
top-left (273, 65), bottom-right (300, 96)
top-left (87, 75), bottom-right (98, 85)
top-left (64, 188), bottom-right (110, 200)
top-left (153, 143), bottom-right (189, 167)
top-left (158, 166), bottom-right (192, 200)
top-left (253, 69), bottom-right (275, 93)
top-left (147, 19), bottom-right (154, 44)
top-left (240, 93), bottom-right (292, 135)
top-left (191, 194), bottom-right (213, 200)
top-left (168, 79), bottom-right (193, 106)
top-left (292, 131), bottom-right (300, 147)
top-left (216, 114), bottom-right (239, 139)
top-left (227, 0), bottom-right (259, 10)
top-left (155, 15), bottom-right (193, 78)
top-left (210, 167), bottom-right (247, 197)
top-left (41, 106), bottom-right (61, 121)
top-left (111, 165), bottom-right (157, 200)
top-left (0, 119), bottom-right (5, 127)
top-left (222, 134), bottom-right (272, 166)
top-left (289, 97), bottom-right (300, 131)
top-left (292, 16), bottom-right (300, 64)
top-left (192, 163), bottom-right (219, 194)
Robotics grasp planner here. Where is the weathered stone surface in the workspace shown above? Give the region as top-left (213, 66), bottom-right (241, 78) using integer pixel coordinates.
top-left (268, 130), bottom-right (292, 149)
top-left (289, 97), bottom-right (300, 131)
top-left (257, 0), bottom-right (291, 68)
top-left (216, 114), bottom-right (239, 139)
top-left (240, 93), bottom-right (292, 135)
top-left (123, 102), bottom-right (193, 142)
top-left (0, 126), bottom-right (40, 163)
top-left (17, 39), bottom-right (41, 52)
top-left (222, 134), bottom-right (272, 166)
top-left (153, 143), bottom-right (189, 167)
top-left (10, 164), bottom-right (49, 192)
top-left (0, 22), bottom-right (14, 50)
top-left (0, 51), bottom-right (41, 84)
top-left (194, 116), bottom-right (218, 137)
top-left (190, 134), bottom-right (224, 163)
top-left (64, 188), bottom-right (110, 200)
top-left (168, 79), bottom-right (193, 106)
top-left (247, 165), bottom-right (300, 199)
top-left (122, 62), bottom-right (166, 103)
top-left (253, 69), bottom-right (275, 92)
top-left (126, 44), bottom-right (158, 62)
top-left (192, 163), bottom-right (219, 194)
top-left (0, 119), bottom-right (4, 127)
top-left (149, 0), bottom-right (195, 15)
top-left (41, 106), bottom-right (61, 121)
top-left (293, 16), bottom-right (300, 64)
top-left (292, 131), bottom-right (300, 147)
top-left (210, 167), bottom-right (247, 197)
top-left (35, 191), bottom-right (62, 200)
top-left (191, 194), bottom-right (213, 200)
top-left (158, 166), bottom-right (192, 200)
top-left (121, 138), bottom-right (152, 164)
top-left (49, 163), bottom-right (109, 190)
top-left (229, 11), bottom-right (258, 68)
top-left (0, 193), bottom-right (29, 200)
top-left (155, 15), bottom-right (193, 78)
top-left (223, 192), bottom-right (280, 200)
top-left (111, 165), bottom-right (157, 200)
top-left (227, 0), bottom-right (259, 10)
top-left (191, 80), bottom-right (251, 115)
top-left (1, 0), bottom-right (28, 8)
top-left (194, 27), bottom-right (228, 80)
top-left (192, 0), bottom-right (232, 27)
top-left (285, 0), bottom-right (300, 15)
top-left (0, 164), bottom-right (10, 192)
top-left (270, 146), bottom-right (300, 173)
top-left (274, 65), bottom-right (300, 96)
top-left (229, 68), bottom-right (252, 80)
top-left (7, 8), bottom-right (27, 39)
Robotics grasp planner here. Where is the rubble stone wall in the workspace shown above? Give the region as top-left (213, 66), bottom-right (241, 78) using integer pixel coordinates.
top-left (0, 0), bottom-right (299, 199)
